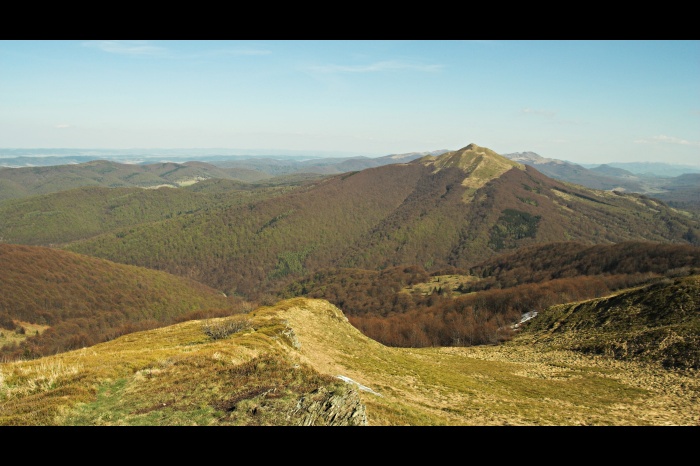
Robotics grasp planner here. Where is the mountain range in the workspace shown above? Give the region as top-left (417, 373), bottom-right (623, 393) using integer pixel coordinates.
top-left (501, 151), bottom-right (700, 213)
top-left (3, 146), bottom-right (698, 214)
top-left (1, 142), bottom-right (698, 425)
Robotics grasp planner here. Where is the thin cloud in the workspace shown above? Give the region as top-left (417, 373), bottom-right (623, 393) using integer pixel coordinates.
top-left (82, 40), bottom-right (166, 56)
top-left (521, 107), bottom-right (557, 118)
top-left (55, 124), bottom-right (70, 129)
top-left (212, 48), bottom-right (272, 56)
top-left (634, 135), bottom-right (700, 147)
top-left (83, 42), bottom-right (271, 59)
top-left (309, 60), bottom-right (443, 73)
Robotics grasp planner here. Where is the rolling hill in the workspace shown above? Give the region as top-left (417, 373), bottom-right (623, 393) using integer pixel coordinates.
top-left (0, 150), bottom-right (442, 201)
top-left (0, 159), bottom-right (314, 201)
top-left (0, 181), bottom-right (302, 246)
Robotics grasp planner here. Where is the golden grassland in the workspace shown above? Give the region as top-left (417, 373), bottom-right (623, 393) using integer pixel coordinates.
top-left (402, 274), bottom-right (480, 296)
top-left (1, 298), bottom-right (697, 426)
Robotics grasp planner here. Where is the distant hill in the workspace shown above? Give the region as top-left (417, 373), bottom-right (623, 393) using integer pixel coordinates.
top-left (589, 164), bottom-right (638, 178)
top-left (502, 151), bottom-right (647, 192)
top-left (651, 173), bottom-right (700, 214)
top-left (205, 149), bottom-right (444, 176)
top-left (502, 151), bottom-right (700, 213)
top-left (593, 162), bottom-right (700, 177)
top-left (0, 151), bottom-right (443, 201)
top-left (0, 243), bottom-right (240, 361)
top-left (0, 160), bottom-right (270, 201)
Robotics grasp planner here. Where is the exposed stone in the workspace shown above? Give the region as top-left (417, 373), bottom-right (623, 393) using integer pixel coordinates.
top-left (288, 385), bottom-right (368, 426)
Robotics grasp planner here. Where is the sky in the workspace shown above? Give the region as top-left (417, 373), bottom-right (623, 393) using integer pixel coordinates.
top-left (1, 40), bottom-right (699, 166)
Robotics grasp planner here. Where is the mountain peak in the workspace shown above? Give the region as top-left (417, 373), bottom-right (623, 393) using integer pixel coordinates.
top-left (418, 143), bottom-right (523, 199)
top-left (463, 143), bottom-right (483, 151)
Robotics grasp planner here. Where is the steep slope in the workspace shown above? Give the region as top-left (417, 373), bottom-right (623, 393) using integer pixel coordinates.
top-left (516, 274), bottom-right (700, 370)
top-left (61, 143), bottom-right (700, 299)
top-left (0, 298), bottom-right (697, 425)
top-left (65, 162), bottom-right (432, 297)
top-left (0, 244), bottom-right (237, 361)
top-left (340, 144), bottom-right (700, 269)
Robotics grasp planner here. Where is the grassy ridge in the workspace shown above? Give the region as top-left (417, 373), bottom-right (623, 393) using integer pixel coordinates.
top-left (1, 298), bottom-right (697, 425)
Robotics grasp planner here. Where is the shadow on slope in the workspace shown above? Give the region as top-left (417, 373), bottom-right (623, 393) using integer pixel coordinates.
top-left (516, 274), bottom-right (700, 370)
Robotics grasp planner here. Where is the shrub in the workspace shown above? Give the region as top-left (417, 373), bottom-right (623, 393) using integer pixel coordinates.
top-left (202, 318), bottom-right (252, 340)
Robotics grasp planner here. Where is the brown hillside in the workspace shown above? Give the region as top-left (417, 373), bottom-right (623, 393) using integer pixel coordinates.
top-left (0, 244), bottom-right (240, 361)
top-left (468, 241), bottom-right (700, 289)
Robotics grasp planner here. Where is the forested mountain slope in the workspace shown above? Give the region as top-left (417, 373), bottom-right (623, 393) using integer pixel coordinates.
top-left (0, 181), bottom-right (309, 246)
top-left (0, 244), bottom-right (239, 361)
top-left (60, 144), bottom-right (700, 299)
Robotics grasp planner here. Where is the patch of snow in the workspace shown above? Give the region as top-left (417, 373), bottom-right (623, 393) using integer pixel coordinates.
top-left (512, 310), bottom-right (538, 329)
top-left (337, 375), bottom-right (382, 397)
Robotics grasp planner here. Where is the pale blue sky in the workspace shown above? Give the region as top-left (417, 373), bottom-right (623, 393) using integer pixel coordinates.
top-left (1, 40), bottom-right (698, 165)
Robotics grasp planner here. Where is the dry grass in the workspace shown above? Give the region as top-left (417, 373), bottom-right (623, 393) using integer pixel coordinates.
top-left (0, 321), bottom-right (50, 349)
top-left (1, 298), bottom-right (697, 426)
top-left (402, 274), bottom-right (479, 296)
top-left (273, 299), bottom-right (700, 426)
